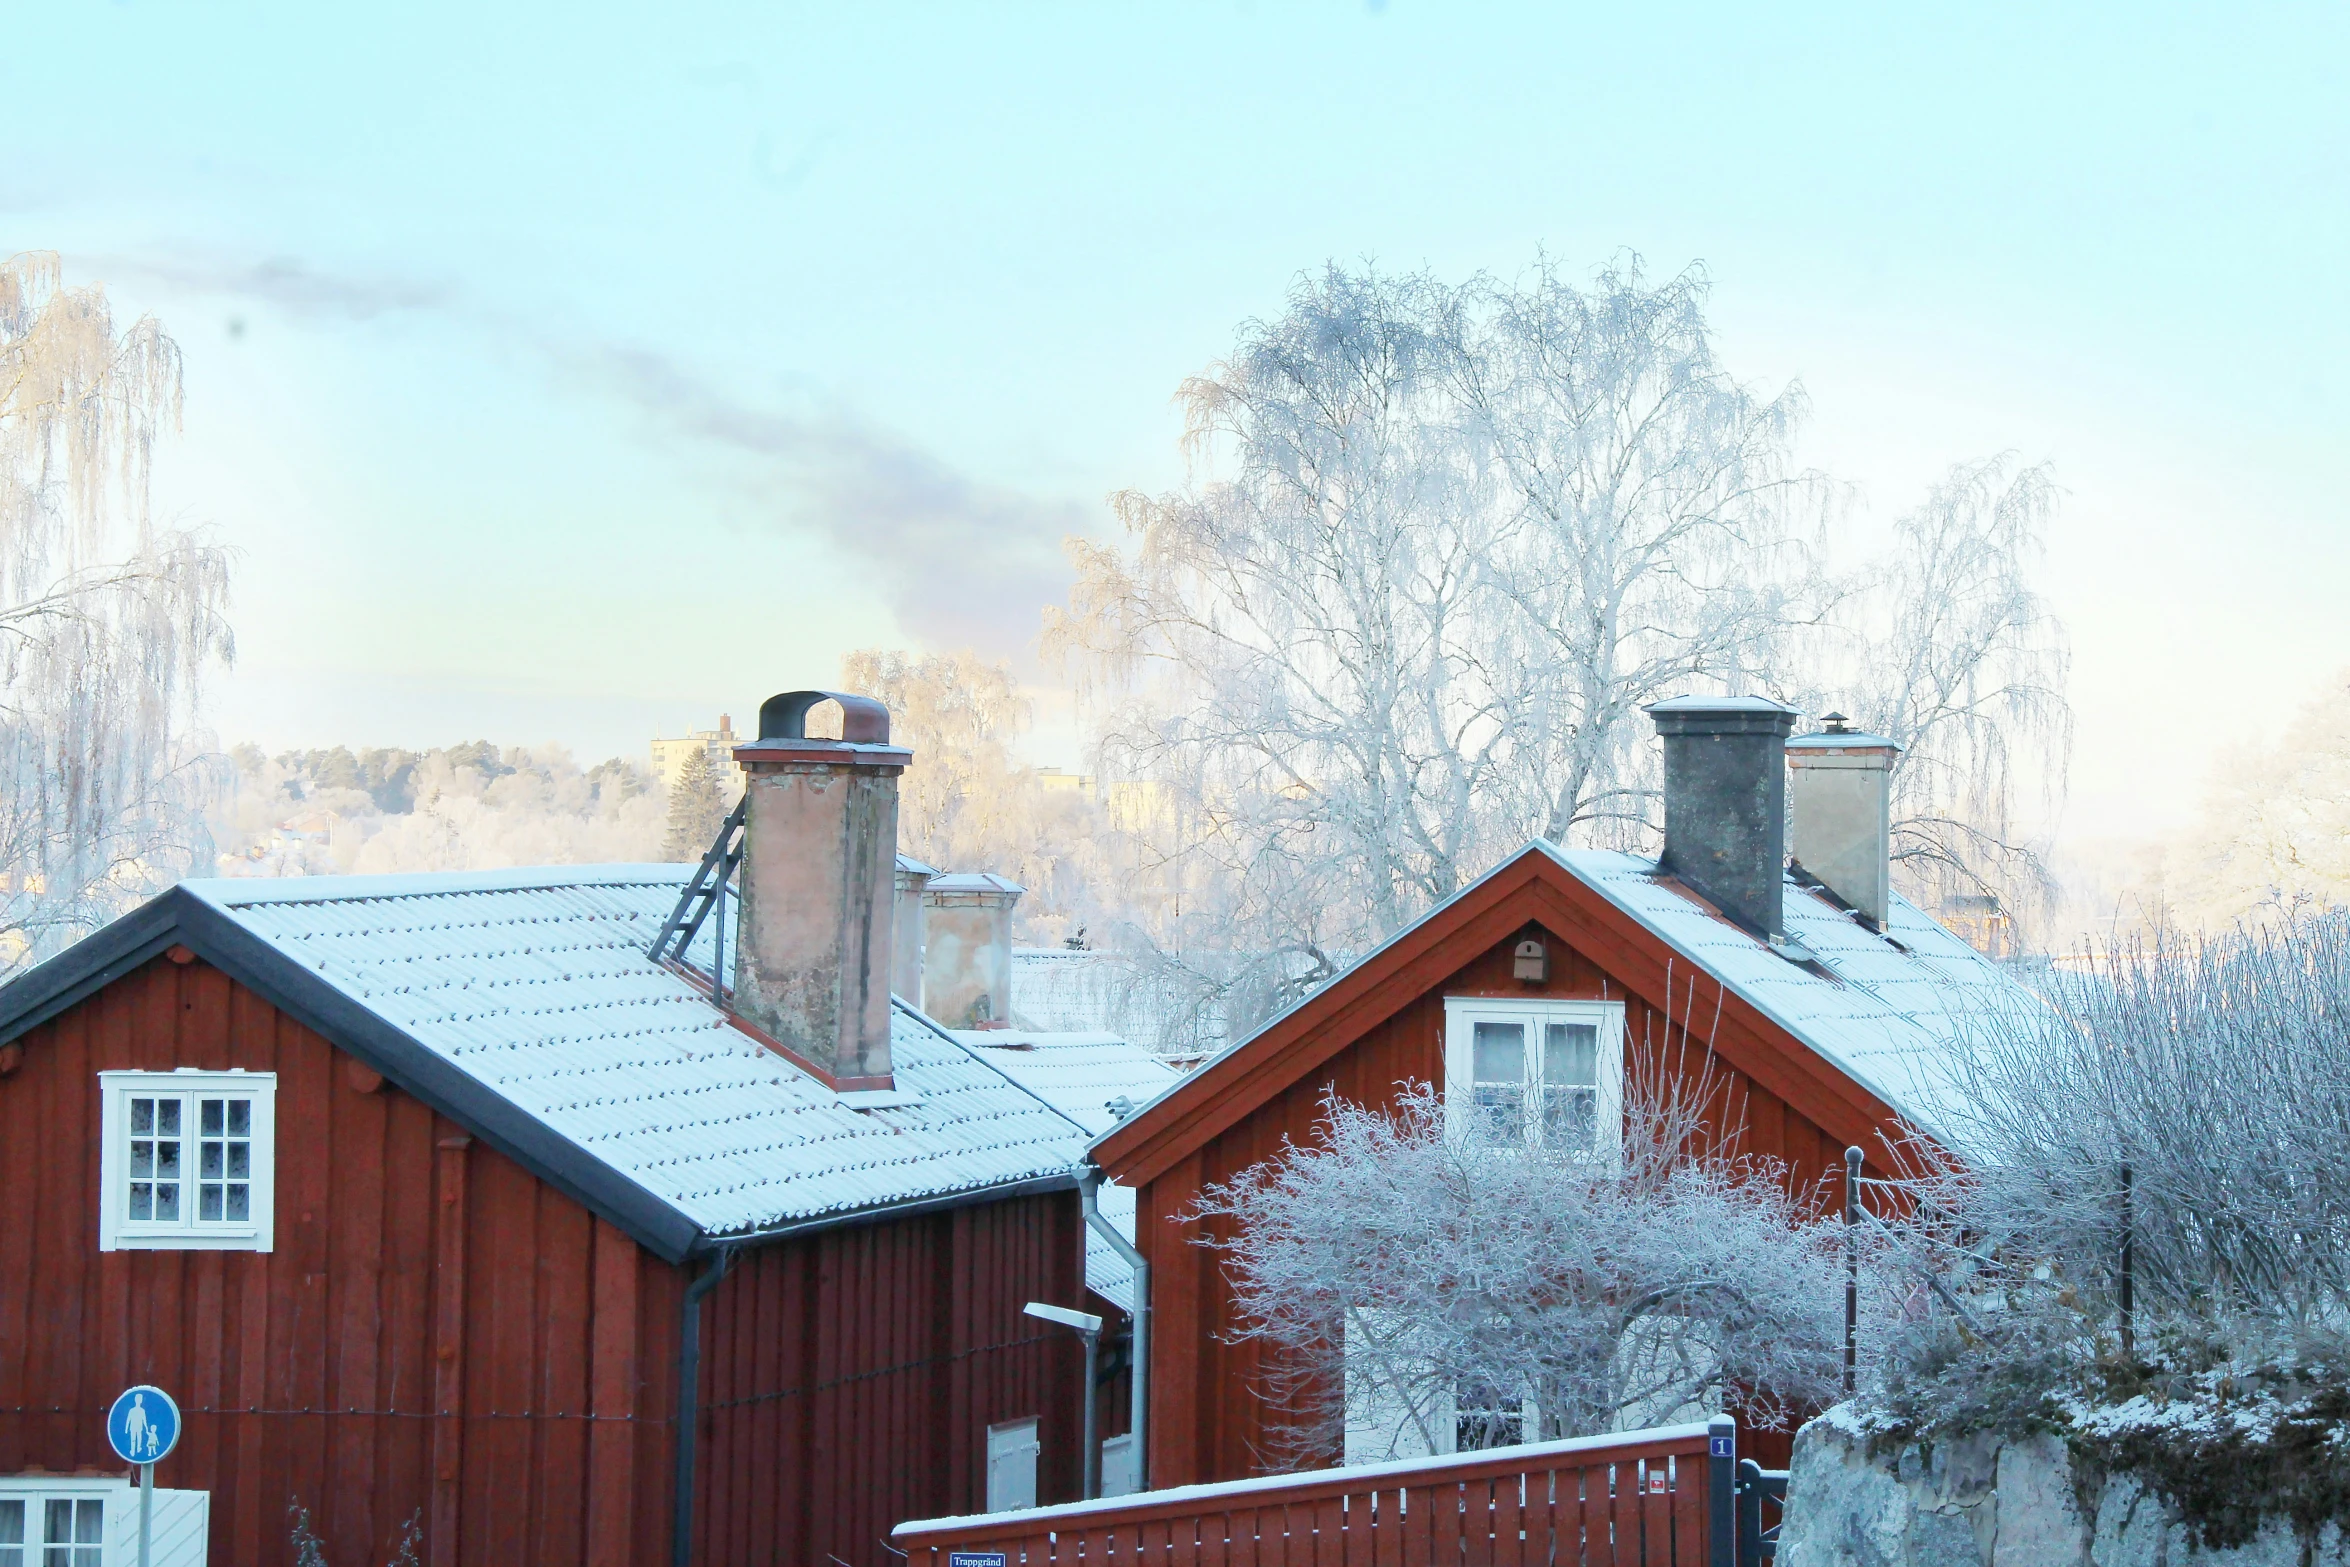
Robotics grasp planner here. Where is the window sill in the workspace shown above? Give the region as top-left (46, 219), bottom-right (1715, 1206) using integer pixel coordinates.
top-left (102, 1228), bottom-right (271, 1253)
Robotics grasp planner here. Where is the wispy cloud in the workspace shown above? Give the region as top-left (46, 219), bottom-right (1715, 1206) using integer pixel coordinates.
top-left (91, 251), bottom-right (452, 321)
top-left (583, 345), bottom-right (1084, 662)
top-left (94, 245), bottom-right (1084, 661)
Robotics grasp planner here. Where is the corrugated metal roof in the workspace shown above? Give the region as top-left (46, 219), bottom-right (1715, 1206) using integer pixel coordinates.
top-left (181, 866), bottom-right (1094, 1242)
top-left (1549, 846), bottom-right (2024, 1139)
top-left (956, 1030), bottom-right (1186, 1312)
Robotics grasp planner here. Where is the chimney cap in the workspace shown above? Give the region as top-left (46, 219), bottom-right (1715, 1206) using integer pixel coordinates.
top-left (1645, 694), bottom-right (1799, 736)
top-left (895, 852), bottom-right (940, 878)
top-left (759, 689), bottom-right (892, 744)
top-left (1786, 711), bottom-right (1902, 753)
top-left (734, 689), bottom-right (911, 768)
top-left (925, 871), bottom-right (1026, 896)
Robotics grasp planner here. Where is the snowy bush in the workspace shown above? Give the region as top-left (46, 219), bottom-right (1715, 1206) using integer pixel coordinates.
top-left (1889, 911), bottom-right (2350, 1375)
top-left (1856, 913), bottom-right (2350, 1544)
top-left (1196, 1058), bottom-right (1855, 1468)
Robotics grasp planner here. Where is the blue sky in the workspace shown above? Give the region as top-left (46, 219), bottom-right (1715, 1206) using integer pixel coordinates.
top-left (7, 1), bottom-right (2344, 838)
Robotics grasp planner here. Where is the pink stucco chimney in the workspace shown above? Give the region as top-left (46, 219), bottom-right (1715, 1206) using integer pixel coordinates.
top-left (729, 690), bottom-right (911, 1090)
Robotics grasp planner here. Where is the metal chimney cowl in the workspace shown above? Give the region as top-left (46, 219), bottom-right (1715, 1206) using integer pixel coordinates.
top-left (729, 690), bottom-right (913, 1091)
top-left (1786, 714), bottom-right (1903, 932)
top-left (1645, 695), bottom-right (1800, 942)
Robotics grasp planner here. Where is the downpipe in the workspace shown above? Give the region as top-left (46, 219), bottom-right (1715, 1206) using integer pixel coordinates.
top-left (673, 1247), bottom-right (735, 1567)
top-left (1078, 1167), bottom-right (1148, 1491)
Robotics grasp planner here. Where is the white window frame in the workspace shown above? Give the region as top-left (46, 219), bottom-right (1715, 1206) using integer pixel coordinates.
top-left (98, 1070), bottom-right (277, 1253)
top-left (1441, 997), bottom-right (1624, 1171)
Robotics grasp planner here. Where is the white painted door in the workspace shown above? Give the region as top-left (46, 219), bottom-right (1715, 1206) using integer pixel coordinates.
top-left (985, 1418), bottom-right (1041, 1512)
top-left (1098, 1433), bottom-right (1136, 1498)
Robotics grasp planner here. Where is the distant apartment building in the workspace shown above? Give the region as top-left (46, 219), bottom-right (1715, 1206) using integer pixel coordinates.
top-left (650, 714), bottom-right (739, 794)
top-left (1032, 768), bottom-right (1170, 833)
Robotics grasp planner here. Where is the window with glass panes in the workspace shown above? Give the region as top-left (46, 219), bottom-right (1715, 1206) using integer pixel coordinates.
top-left (0, 1495), bottom-right (103, 1567)
top-left (100, 1070), bottom-right (275, 1251)
top-left (1444, 999), bottom-right (1621, 1161)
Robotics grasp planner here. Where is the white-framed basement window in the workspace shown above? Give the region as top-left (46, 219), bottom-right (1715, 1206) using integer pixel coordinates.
top-left (97, 1070), bottom-right (276, 1253)
top-left (1441, 997), bottom-right (1623, 1169)
top-left (0, 1475), bottom-right (210, 1565)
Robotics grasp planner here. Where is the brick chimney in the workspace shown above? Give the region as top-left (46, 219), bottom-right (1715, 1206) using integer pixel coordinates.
top-left (1646, 695), bottom-right (1800, 942)
top-left (892, 853), bottom-right (936, 1007)
top-left (729, 690), bottom-right (911, 1090)
top-left (1786, 714), bottom-right (1903, 932)
top-left (921, 873), bottom-right (1023, 1029)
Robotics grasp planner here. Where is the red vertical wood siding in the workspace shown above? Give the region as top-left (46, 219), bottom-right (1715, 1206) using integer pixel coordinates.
top-left (0, 951), bottom-right (1094, 1565)
top-left (692, 1188), bottom-right (1089, 1567)
top-left (1138, 925), bottom-right (1844, 1488)
top-left (0, 954), bottom-right (682, 1567)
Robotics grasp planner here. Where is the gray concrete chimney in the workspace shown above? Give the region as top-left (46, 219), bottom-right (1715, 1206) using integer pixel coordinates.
top-left (1786, 714), bottom-right (1903, 932)
top-left (1646, 695), bottom-right (1800, 941)
top-left (729, 690), bottom-right (911, 1090)
top-left (892, 853), bottom-right (936, 1007)
top-left (921, 873), bottom-right (1023, 1029)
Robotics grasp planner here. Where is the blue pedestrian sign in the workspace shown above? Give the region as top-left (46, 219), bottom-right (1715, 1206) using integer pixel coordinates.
top-left (106, 1385), bottom-right (181, 1466)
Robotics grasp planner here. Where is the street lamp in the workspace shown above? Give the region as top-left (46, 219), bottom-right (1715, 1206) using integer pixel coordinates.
top-left (1024, 1302), bottom-right (1103, 1500)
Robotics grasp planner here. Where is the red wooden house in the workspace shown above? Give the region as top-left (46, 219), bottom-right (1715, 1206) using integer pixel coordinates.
top-left (1091, 699), bottom-right (2026, 1489)
top-left (0, 693), bottom-right (1145, 1567)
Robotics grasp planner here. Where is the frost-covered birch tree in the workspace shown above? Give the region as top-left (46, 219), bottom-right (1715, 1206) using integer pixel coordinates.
top-left (1802, 456), bottom-right (2070, 922)
top-left (838, 647), bottom-right (1104, 945)
top-left (1439, 258), bottom-right (1820, 848)
top-left (1051, 266), bottom-right (1509, 1024)
top-left (1049, 259), bottom-right (1821, 1037)
top-left (0, 253), bottom-right (232, 969)
top-left (1051, 257), bottom-right (2071, 1036)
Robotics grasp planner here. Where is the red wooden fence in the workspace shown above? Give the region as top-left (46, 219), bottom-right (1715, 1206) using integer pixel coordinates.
top-left (894, 1421), bottom-right (1723, 1567)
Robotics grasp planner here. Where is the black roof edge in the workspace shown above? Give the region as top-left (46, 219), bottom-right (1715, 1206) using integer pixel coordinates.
top-left (0, 887), bottom-right (706, 1265)
top-left (694, 1167), bottom-right (1083, 1257)
top-left (0, 893), bottom-right (189, 1046)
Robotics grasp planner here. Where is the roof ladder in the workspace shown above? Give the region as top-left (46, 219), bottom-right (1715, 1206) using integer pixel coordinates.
top-left (648, 794), bottom-right (748, 996)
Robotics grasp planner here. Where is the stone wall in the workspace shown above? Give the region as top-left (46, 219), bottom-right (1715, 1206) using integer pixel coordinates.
top-left (1774, 1413), bottom-right (2348, 1567)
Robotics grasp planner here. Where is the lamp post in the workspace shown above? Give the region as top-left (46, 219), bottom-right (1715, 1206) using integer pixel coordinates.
top-left (1025, 1302), bottom-right (1103, 1500)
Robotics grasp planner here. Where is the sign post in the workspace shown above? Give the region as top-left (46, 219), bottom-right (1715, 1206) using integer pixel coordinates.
top-left (105, 1385), bottom-right (182, 1567)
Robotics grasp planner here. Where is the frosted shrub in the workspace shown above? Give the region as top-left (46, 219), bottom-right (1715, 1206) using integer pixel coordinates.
top-left (1895, 911), bottom-right (2350, 1365)
top-left (1865, 914), bottom-right (2350, 1544)
top-left (1198, 1060), bottom-right (1855, 1468)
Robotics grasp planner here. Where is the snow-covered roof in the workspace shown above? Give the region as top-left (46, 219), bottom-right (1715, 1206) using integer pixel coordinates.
top-left (1008, 949), bottom-right (1122, 1033)
top-left (1009, 946), bottom-right (1225, 1059)
top-left (954, 1030), bottom-right (1187, 1313)
top-left (1548, 846), bottom-right (2025, 1138)
top-left (159, 867), bottom-right (1094, 1252)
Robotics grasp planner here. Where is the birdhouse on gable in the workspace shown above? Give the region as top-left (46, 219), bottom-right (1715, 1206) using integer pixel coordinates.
top-left (1512, 936), bottom-right (1548, 982)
